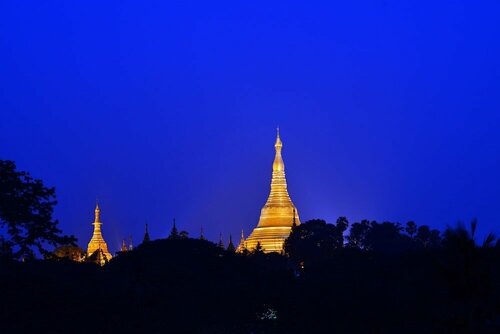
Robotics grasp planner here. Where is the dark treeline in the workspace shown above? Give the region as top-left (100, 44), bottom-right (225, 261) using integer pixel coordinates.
top-left (2, 219), bottom-right (500, 333)
top-left (2, 160), bottom-right (500, 333)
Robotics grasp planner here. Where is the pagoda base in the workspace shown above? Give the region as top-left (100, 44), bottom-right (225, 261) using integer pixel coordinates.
top-left (245, 226), bottom-right (293, 253)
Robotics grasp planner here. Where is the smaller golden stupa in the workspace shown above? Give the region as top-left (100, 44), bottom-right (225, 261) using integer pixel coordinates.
top-left (87, 203), bottom-right (112, 261)
top-left (236, 229), bottom-right (246, 253)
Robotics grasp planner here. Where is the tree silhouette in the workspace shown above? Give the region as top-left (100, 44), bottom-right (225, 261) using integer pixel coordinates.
top-left (415, 225), bottom-right (441, 248)
top-left (405, 221), bottom-right (417, 238)
top-left (284, 219), bottom-right (339, 265)
top-left (347, 220), bottom-right (371, 249)
top-left (0, 160), bottom-right (76, 260)
top-left (2, 215), bottom-right (500, 333)
top-left (0, 235), bottom-right (13, 259)
top-left (483, 232), bottom-right (496, 248)
top-left (441, 220), bottom-right (492, 301)
top-left (253, 241), bottom-right (264, 255)
top-left (364, 221), bottom-right (412, 253)
top-left (333, 216), bottom-right (349, 248)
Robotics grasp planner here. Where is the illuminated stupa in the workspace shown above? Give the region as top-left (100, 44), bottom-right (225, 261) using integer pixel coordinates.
top-left (243, 129), bottom-right (301, 253)
top-left (86, 203), bottom-right (113, 261)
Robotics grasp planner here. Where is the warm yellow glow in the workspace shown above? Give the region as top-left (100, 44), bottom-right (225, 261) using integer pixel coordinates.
top-left (87, 203), bottom-right (113, 261)
top-left (241, 129), bottom-right (300, 253)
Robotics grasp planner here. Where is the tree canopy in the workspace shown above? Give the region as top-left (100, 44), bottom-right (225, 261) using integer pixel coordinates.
top-left (2, 222), bottom-right (500, 334)
top-left (0, 160), bottom-right (76, 260)
top-left (285, 218), bottom-right (443, 266)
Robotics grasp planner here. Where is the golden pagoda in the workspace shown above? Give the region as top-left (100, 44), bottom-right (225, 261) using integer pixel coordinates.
top-left (236, 229), bottom-right (246, 253)
top-left (86, 203), bottom-right (113, 261)
top-left (243, 129), bottom-right (301, 253)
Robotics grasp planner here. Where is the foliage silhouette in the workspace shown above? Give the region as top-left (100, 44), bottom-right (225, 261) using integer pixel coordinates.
top-left (0, 160), bottom-right (76, 260)
top-left (2, 222), bottom-right (500, 333)
top-left (284, 219), bottom-right (341, 266)
top-left (347, 219), bottom-right (371, 249)
top-left (252, 241), bottom-right (264, 255)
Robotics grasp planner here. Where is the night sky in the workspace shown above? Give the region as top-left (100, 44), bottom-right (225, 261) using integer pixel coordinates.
top-left (1, 1), bottom-right (499, 251)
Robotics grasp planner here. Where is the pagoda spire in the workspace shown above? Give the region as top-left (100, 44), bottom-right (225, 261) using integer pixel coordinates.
top-left (236, 229), bottom-right (246, 253)
top-left (143, 223), bottom-right (150, 243)
top-left (168, 217), bottom-right (179, 239)
top-left (200, 226), bottom-right (205, 240)
top-left (121, 239), bottom-right (127, 252)
top-left (94, 202), bottom-right (101, 232)
top-left (227, 234), bottom-right (236, 252)
top-left (273, 127), bottom-right (284, 172)
top-left (265, 127), bottom-right (292, 208)
top-left (87, 202), bottom-right (113, 261)
top-left (217, 233), bottom-right (224, 248)
top-left (244, 129), bottom-right (301, 253)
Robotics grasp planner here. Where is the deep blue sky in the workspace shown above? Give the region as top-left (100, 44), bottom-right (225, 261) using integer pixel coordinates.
top-left (1, 1), bottom-right (499, 250)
